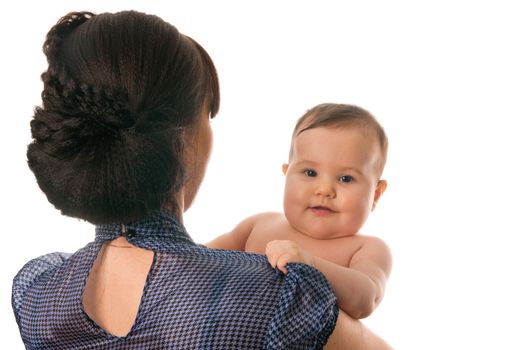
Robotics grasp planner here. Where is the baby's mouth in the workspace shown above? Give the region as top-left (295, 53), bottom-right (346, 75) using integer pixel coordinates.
top-left (309, 206), bottom-right (335, 216)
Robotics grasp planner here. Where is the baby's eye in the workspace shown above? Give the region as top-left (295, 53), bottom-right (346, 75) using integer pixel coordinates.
top-left (339, 175), bottom-right (354, 183)
top-left (303, 169), bottom-right (317, 177)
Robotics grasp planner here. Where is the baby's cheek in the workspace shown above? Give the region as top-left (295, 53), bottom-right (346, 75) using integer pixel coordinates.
top-left (344, 208), bottom-right (369, 233)
top-left (284, 187), bottom-right (303, 209)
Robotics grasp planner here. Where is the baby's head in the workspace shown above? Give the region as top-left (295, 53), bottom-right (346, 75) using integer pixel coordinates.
top-left (289, 103), bottom-right (388, 177)
top-left (283, 103), bottom-right (388, 239)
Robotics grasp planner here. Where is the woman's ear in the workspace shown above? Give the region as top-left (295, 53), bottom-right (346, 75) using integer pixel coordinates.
top-left (282, 163), bottom-right (289, 175)
top-left (372, 180), bottom-right (387, 211)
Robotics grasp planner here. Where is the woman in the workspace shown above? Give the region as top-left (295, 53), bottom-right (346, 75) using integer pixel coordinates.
top-left (12, 10), bottom-right (391, 349)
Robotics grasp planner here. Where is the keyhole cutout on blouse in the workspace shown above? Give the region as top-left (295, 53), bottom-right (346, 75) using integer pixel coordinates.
top-left (83, 237), bottom-right (154, 337)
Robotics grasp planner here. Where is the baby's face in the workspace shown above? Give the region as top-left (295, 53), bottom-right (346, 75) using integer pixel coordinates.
top-left (283, 126), bottom-right (384, 239)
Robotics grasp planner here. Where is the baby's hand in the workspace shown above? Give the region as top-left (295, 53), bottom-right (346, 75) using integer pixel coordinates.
top-left (265, 240), bottom-right (314, 274)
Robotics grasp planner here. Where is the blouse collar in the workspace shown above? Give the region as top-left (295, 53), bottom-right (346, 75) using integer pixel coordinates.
top-left (95, 209), bottom-right (194, 246)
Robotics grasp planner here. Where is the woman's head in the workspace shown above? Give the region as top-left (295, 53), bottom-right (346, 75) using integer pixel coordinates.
top-left (27, 11), bottom-right (220, 224)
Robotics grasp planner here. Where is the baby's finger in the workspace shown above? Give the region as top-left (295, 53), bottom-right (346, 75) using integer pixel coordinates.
top-left (266, 240), bottom-right (284, 254)
top-left (266, 241), bottom-right (284, 262)
top-left (266, 250), bottom-right (279, 269)
top-left (276, 254), bottom-right (290, 274)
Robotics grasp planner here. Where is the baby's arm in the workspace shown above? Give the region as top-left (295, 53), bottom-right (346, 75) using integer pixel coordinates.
top-left (266, 237), bottom-right (392, 319)
top-left (205, 214), bottom-right (262, 251)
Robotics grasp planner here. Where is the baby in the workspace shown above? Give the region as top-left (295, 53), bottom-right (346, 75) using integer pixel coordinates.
top-left (207, 103), bottom-right (392, 319)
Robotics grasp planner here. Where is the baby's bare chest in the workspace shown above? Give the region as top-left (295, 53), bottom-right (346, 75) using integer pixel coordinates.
top-left (245, 216), bottom-right (364, 267)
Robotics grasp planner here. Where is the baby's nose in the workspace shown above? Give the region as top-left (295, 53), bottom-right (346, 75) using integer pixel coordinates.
top-left (315, 180), bottom-right (336, 198)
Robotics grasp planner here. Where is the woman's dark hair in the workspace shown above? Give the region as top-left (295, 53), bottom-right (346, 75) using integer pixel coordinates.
top-left (27, 11), bottom-right (220, 224)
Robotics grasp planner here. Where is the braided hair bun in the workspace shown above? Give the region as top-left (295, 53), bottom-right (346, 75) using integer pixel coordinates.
top-left (27, 11), bottom-right (219, 224)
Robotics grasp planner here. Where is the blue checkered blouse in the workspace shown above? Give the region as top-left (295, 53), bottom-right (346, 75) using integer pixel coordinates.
top-left (12, 210), bottom-right (338, 349)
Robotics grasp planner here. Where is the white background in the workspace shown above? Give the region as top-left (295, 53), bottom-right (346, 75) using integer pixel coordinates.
top-left (1, 1), bottom-right (527, 349)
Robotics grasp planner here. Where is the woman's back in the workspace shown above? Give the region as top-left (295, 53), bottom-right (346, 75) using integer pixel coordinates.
top-left (13, 210), bottom-right (337, 349)
top-left (83, 236), bottom-right (154, 337)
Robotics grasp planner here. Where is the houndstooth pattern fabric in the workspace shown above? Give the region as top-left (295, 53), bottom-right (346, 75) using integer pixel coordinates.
top-left (12, 210), bottom-right (338, 349)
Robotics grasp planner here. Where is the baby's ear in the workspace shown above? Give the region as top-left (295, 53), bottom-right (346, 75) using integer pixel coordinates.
top-left (372, 180), bottom-right (388, 211)
top-left (282, 163), bottom-right (289, 175)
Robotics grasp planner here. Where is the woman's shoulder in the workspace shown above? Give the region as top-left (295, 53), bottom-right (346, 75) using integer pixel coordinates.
top-left (155, 246), bottom-right (338, 348)
top-left (198, 247), bottom-right (339, 348)
top-left (12, 252), bottom-right (72, 323)
top-left (267, 263), bottom-right (339, 349)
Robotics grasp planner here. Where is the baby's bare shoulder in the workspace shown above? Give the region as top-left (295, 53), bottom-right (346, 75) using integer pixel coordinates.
top-left (348, 234), bottom-right (390, 253)
top-left (348, 234), bottom-right (392, 271)
top-left (244, 212), bottom-right (291, 254)
top-left (331, 233), bottom-right (374, 246)
top-left (251, 211), bottom-right (283, 221)
top-left (353, 234), bottom-right (387, 244)
top-left (357, 235), bottom-right (387, 246)
top-left (234, 212), bottom-right (282, 230)
top-left (332, 234), bottom-right (390, 259)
